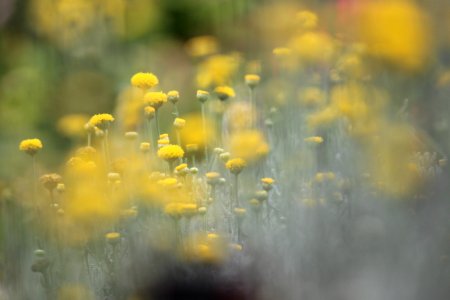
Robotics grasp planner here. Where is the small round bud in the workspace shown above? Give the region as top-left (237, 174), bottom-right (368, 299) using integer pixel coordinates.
top-left (105, 232), bottom-right (121, 245)
top-left (198, 206), bottom-right (207, 215)
top-left (196, 90), bottom-right (209, 103)
top-left (108, 172), bottom-right (121, 182)
top-left (173, 118), bottom-right (186, 130)
top-left (140, 142), bottom-right (151, 153)
top-left (255, 190), bottom-right (268, 201)
top-left (245, 74), bottom-right (261, 89)
top-left (168, 90), bottom-right (180, 104)
top-left (56, 183), bottom-right (66, 193)
top-left (213, 147), bottom-right (224, 155)
top-left (125, 131), bottom-right (138, 140)
top-left (219, 152), bottom-right (230, 163)
top-left (190, 167), bottom-right (199, 175)
top-left (34, 249), bottom-right (46, 257)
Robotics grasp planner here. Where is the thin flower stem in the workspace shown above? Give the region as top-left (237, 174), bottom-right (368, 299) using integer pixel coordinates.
top-left (155, 109), bottom-right (161, 138)
top-left (201, 103), bottom-right (209, 162)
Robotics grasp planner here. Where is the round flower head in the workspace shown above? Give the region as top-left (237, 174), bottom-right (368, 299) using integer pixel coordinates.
top-left (88, 114), bottom-right (114, 130)
top-left (144, 91), bottom-right (167, 109)
top-left (140, 142), bottom-right (151, 153)
top-left (144, 106), bottom-right (156, 119)
top-left (131, 72), bottom-right (159, 90)
top-left (196, 90), bottom-right (209, 103)
top-left (105, 232), bottom-right (121, 245)
top-left (206, 172), bottom-right (221, 185)
top-left (245, 74), bottom-right (261, 88)
top-left (273, 47), bottom-right (292, 57)
top-left (125, 131), bottom-right (138, 140)
top-left (186, 144), bottom-right (199, 153)
top-left (214, 86), bottom-right (235, 101)
top-left (168, 90), bottom-right (180, 104)
top-left (19, 138), bottom-right (43, 156)
top-left (304, 136), bottom-right (324, 144)
top-left (296, 10), bottom-right (318, 30)
top-left (40, 173), bottom-right (62, 191)
top-left (173, 118), bottom-right (186, 130)
top-left (225, 158), bottom-right (246, 175)
top-left (261, 177), bottom-right (275, 191)
top-left (157, 145), bottom-right (184, 162)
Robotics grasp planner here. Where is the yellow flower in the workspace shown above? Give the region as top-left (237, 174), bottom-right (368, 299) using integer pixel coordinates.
top-left (185, 35), bottom-right (219, 57)
top-left (144, 106), bottom-right (156, 119)
top-left (273, 47), bottom-right (292, 57)
top-left (105, 232), bottom-right (121, 244)
top-left (245, 74), bottom-right (261, 88)
top-left (296, 10), bottom-right (318, 30)
top-left (196, 54), bottom-right (240, 88)
top-left (298, 87), bottom-right (324, 107)
top-left (357, 1), bottom-right (430, 72)
top-left (130, 72), bottom-right (159, 90)
top-left (88, 113), bottom-right (114, 129)
top-left (173, 118), bottom-right (186, 130)
top-left (19, 138), bottom-right (43, 155)
top-left (290, 31), bottom-right (335, 64)
top-left (206, 172), bottom-right (221, 185)
top-left (167, 90), bottom-right (180, 104)
top-left (140, 142), bottom-right (151, 153)
top-left (144, 91), bottom-right (167, 109)
top-left (261, 177), bottom-right (275, 185)
top-left (40, 173), bottom-right (62, 191)
top-left (228, 130), bottom-right (269, 163)
top-left (196, 90), bottom-right (209, 103)
top-left (57, 114), bottom-right (89, 138)
top-left (186, 144), bottom-right (199, 153)
top-left (157, 177), bottom-right (178, 189)
top-left (157, 145), bottom-right (184, 161)
top-left (214, 86), bottom-right (235, 101)
top-left (304, 136), bottom-right (324, 144)
top-left (225, 158), bottom-right (247, 175)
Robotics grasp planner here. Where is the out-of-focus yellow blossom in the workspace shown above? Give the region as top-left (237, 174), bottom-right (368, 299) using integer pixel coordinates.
top-left (298, 87), bottom-right (325, 107)
top-left (168, 90), bottom-right (180, 104)
top-left (19, 138), bottom-right (43, 156)
top-left (206, 172), bottom-right (221, 185)
top-left (196, 54), bottom-right (240, 88)
top-left (144, 106), bottom-right (156, 120)
top-left (290, 31), bottom-right (335, 64)
top-left (57, 284), bottom-right (93, 300)
top-left (131, 72), bottom-right (159, 90)
top-left (228, 130), bottom-right (269, 163)
top-left (226, 158), bottom-right (247, 175)
top-left (273, 47), bottom-right (292, 57)
top-left (179, 114), bottom-right (215, 149)
top-left (144, 91), bottom-right (167, 109)
top-left (368, 124), bottom-right (421, 197)
top-left (357, 1), bottom-right (431, 71)
top-left (196, 90), bottom-right (210, 103)
top-left (314, 172), bottom-right (335, 183)
top-left (307, 106), bottom-right (339, 128)
top-left (88, 114), bottom-right (114, 129)
top-left (214, 86), bottom-right (235, 101)
top-left (182, 234), bottom-right (225, 264)
top-left (157, 177), bottom-right (178, 189)
top-left (57, 114), bottom-right (89, 138)
top-left (185, 35), bottom-right (219, 57)
top-left (224, 102), bottom-right (254, 132)
top-left (173, 118), bottom-right (186, 130)
top-left (157, 145), bottom-right (184, 162)
top-left (115, 86), bottom-right (146, 131)
top-left (245, 74), bottom-right (261, 88)
top-left (304, 136), bottom-right (324, 144)
top-left (40, 173), bottom-right (62, 191)
top-left (296, 10), bottom-right (318, 30)
top-left (105, 232), bottom-right (121, 245)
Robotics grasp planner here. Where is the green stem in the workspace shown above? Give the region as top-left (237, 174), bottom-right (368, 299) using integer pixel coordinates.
top-left (201, 103), bottom-right (209, 162)
top-left (155, 109), bottom-right (161, 138)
